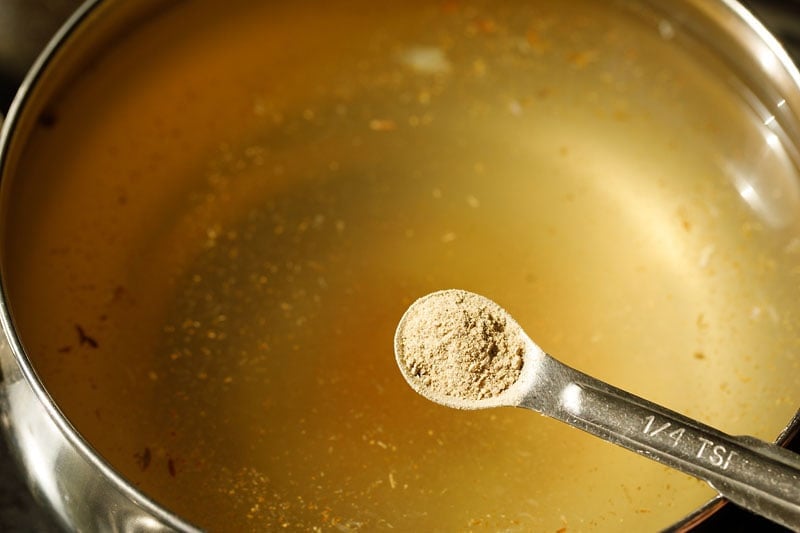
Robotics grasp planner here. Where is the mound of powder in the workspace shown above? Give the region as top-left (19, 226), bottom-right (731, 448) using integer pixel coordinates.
top-left (396, 290), bottom-right (525, 402)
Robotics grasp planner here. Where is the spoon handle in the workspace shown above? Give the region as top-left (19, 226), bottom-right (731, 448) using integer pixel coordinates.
top-left (520, 356), bottom-right (800, 530)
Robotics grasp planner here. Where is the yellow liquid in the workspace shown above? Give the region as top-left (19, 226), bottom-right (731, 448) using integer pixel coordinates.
top-left (4, 0), bottom-right (800, 530)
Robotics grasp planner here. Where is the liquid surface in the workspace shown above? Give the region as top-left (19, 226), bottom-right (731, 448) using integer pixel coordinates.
top-left (4, 0), bottom-right (800, 531)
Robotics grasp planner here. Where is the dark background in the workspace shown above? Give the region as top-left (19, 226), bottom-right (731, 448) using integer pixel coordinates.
top-left (1, 0), bottom-right (799, 531)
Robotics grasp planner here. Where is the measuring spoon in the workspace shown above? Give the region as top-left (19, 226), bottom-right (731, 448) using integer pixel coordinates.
top-left (394, 289), bottom-right (800, 530)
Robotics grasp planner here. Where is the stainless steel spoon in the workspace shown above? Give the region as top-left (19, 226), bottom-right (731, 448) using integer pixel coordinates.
top-left (394, 289), bottom-right (800, 530)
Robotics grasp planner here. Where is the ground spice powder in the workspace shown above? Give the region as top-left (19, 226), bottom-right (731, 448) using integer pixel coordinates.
top-left (397, 290), bottom-right (525, 402)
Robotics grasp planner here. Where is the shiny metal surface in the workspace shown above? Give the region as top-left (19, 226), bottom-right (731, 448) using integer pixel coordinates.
top-left (0, 343), bottom-right (191, 532)
top-left (0, 0), bottom-right (800, 531)
top-left (0, 3), bottom-right (200, 531)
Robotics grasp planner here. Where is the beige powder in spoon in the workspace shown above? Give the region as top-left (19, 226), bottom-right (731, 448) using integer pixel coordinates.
top-left (397, 290), bottom-right (525, 401)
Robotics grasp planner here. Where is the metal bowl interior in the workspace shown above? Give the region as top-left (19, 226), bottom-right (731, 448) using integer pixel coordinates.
top-left (2, 0), bottom-right (800, 531)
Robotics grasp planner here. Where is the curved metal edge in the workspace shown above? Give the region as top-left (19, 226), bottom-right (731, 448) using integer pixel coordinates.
top-left (711, 0), bottom-right (800, 451)
top-left (667, 497), bottom-right (729, 532)
top-left (720, 0), bottom-right (800, 446)
top-left (726, 0), bottom-right (800, 97)
top-left (666, 2), bottom-right (800, 530)
top-left (0, 1), bottom-right (798, 532)
top-left (0, 1), bottom-right (200, 531)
